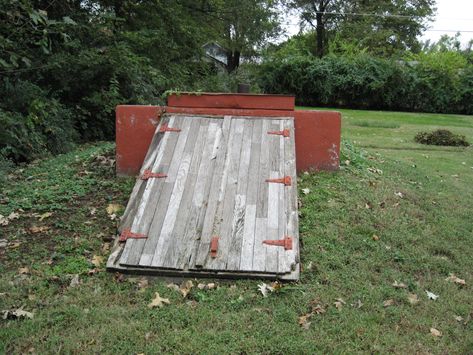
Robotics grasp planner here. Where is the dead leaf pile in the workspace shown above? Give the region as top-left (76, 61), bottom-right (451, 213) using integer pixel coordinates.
top-left (445, 274), bottom-right (466, 286)
top-left (148, 292), bottom-right (170, 308)
top-left (367, 167), bottom-right (383, 175)
top-left (2, 308), bottom-right (34, 320)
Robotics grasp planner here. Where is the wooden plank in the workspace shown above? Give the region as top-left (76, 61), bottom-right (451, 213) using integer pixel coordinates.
top-left (225, 120), bottom-right (253, 270)
top-left (277, 119), bottom-right (290, 274)
top-left (119, 115), bottom-right (171, 231)
top-left (136, 116), bottom-right (193, 266)
top-left (205, 118), bottom-right (245, 270)
top-left (160, 119), bottom-right (212, 268)
top-left (119, 115), bottom-right (177, 265)
top-left (193, 116), bottom-right (234, 268)
top-left (177, 120), bottom-right (224, 269)
top-left (264, 121), bottom-right (281, 273)
top-left (239, 119), bottom-right (263, 271)
top-left (150, 118), bottom-right (201, 267)
top-left (283, 118), bottom-right (299, 274)
top-left (252, 119), bottom-right (270, 271)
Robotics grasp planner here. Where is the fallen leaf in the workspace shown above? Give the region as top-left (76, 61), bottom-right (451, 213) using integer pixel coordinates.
top-left (298, 314), bottom-right (312, 330)
top-left (383, 299), bottom-right (395, 307)
top-left (0, 212), bottom-right (20, 226)
top-left (114, 273), bottom-right (125, 283)
top-left (90, 255), bottom-right (103, 267)
top-left (207, 282), bottom-right (216, 289)
top-left (179, 280), bottom-right (194, 298)
top-left (407, 293), bottom-right (419, 305)
top-left (148, 292), bottom-right (170, 308)
top-left (302, 188), bottom-right (310, 195)
top-left (197, 283), bottom-right (206, 290)
top-left (395, 192), bottom-right (404, 198)
top-left (425, 290), bottom-right (439, 300)
top-left (2, 308), bottom-right (34, 320)
top-left (18, 267), bottom-right (30, 275)
top-left (0, 239), bottom-right (7, 248)
top-left (167, 283), bottom-right (180, 292)
top-left (137, 277), bottom-right (149, 290)
top-left (69, 274), bottom-right (80, 288)
top-left (8, 241), bottom-right (21, 249)
top-left (344, 160), bottom-right (351, 166)
top-left (430, 328), bottom-right (442, 337)
top-left (106, 204), bottom-right (122, 215)
top-left (270, 281), bottom-right (282, 291)
top-left (455, 315), bottom-right (464, 322)
top-left (365, 202), bottom-right (372, 209)
top-left (29, 226), bottom-right (50, 234)
top-left (258, 283), bottom-right (275, 297)
top-left (392, 281), bottom-right (407, 289)
top-left (89, 207), bottom-right (97, 216)
top-left (445, 274), bottom-right (466, 286)
top-left (334, 298), bottom-right (346, 309)
top-left (38, 212), bottom-right (53, 221)
top-left (351, 300), bottom-right (363, 309)
top-left (101, 243), bottom-right (110, 253)
top-left (372, 234), bottom-right (380, 241)
top-left (367, 167), bottom-right (383, 175)
top-left (312, 304), bottom-right (326, 314)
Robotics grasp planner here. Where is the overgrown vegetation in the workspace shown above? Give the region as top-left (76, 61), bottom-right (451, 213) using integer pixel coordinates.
top-left (415, 129), bottom-right (470, 147)
top-left (1, 109), bottom-right (472, 353)
top-left (259, 51), bottom-right (473, 114)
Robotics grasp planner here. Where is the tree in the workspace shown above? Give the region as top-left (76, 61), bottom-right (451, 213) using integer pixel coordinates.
top-left (289, 0), bottom-right (436, 57)
top-left (208, 0), bottom-right (281, 72)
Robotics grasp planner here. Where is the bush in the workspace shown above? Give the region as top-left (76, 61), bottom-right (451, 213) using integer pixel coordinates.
top-left (414, 129), bottom-right (470, 147)
top-left (258, 53), bottom-right (473, 114)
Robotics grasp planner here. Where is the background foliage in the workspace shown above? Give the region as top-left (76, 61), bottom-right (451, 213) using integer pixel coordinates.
top-left (1, 0), bottom-right (472, 167)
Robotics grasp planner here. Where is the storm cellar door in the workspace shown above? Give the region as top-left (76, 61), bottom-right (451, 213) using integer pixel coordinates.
top-left (107, 113), bottom-right (300, 280)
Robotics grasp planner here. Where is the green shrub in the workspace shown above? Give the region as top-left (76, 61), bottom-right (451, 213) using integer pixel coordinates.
top-left (414, 129), bottom-right (470, 147)
top-left (258, 53), bottom-right (473, 115)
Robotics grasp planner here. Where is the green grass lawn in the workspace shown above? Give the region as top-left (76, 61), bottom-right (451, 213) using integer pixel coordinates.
top-left (1, 109), bottom-right (472, 353)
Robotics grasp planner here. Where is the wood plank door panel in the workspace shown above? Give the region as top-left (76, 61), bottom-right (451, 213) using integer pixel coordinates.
top-left (118, 114), bottom-right (299, 277)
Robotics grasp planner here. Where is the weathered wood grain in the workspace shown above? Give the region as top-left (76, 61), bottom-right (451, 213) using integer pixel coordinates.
top-left (115, 114), bottom-right (299, 279)
top-left (193, 116), bottom-right (234, 268)
top-left (135, 116), bottom-right (193, 266)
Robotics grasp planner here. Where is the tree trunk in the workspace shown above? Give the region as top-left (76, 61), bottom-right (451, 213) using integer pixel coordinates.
top-left (226, 50), bottom-right (240, 73)
top-left (316, 11), bottom-right (325, 58)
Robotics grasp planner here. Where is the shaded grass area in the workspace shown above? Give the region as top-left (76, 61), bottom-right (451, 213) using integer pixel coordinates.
top-left (1, 109), bottom-right (473, 353)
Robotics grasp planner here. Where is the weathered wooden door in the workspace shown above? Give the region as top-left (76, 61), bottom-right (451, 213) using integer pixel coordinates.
top-left (111, 114), bottom-right (299, 279)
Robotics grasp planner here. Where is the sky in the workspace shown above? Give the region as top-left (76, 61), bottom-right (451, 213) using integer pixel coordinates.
top-left (283, 0), bottom-right (473, 46)
top-left (422, 0), bottom-right (473, 45)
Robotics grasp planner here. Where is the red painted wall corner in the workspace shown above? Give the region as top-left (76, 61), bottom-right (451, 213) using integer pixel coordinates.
top-left (294, 110), bottom-right (341, 172)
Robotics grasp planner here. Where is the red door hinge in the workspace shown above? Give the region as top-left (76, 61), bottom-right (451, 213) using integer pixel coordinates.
top-left (263, 236), bottom-right (293, 250)
top-left (119, 228), bottom-right (147, 242)
top-left (210, 236), bottom-right (219, 258)
top-left (267, 129), bottom-right (290, 138)
top-left (141, 170), bottom-right (167, 180)
top-left (159, 124), bottom-right (181, 133)
top-left (265, 176), bottom-right (292, 186)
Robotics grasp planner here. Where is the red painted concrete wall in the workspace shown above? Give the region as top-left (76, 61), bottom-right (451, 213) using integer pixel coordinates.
top-left (168, 93), bottom-right (295, 111)
top-left (294, 110), bottom-right (341, 172)
top-left (116, 105), bottom-right (162, 176)
top-left (115, 94), bottom-right (341, 176)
